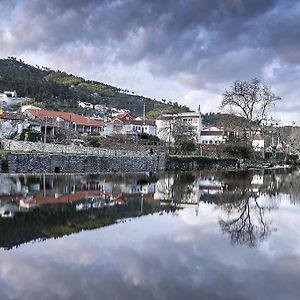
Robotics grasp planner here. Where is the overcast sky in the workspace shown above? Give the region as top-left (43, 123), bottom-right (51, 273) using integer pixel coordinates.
top-left (0, 0), bottom-right (300, 124)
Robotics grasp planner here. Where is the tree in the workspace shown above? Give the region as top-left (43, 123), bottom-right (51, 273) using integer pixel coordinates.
top-left (221, 78), bottom-right (280, 125)
top-left (221, 79), bottom-right (280, 148)
top-left (157, 115), bottom-right (196, 153)
top-left (175, 139), bottom-right (196, 154)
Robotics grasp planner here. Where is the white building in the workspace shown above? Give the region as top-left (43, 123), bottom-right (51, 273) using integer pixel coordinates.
top-left (78, 101), bottom-right (93, 109)
top-left (123, 119), bottom-right (157, 136)
top-left (4, 91), bottom-right (17, 97)
top-left (101, 117), bottom-right (157, 137)
top-left (20, 105), bottom-right (42, 113)
top-left (252, 133), bottom-right (265, 152)
top-left (156, 111), bottom-right (202, 143)
top-left (0, 91), bottom-right (18, 102)
top-left (200, 127), bottom-right (225, 144)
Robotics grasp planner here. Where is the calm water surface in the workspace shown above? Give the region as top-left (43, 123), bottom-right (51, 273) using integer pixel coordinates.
top-left (0, 169), bottom-right (300, 300)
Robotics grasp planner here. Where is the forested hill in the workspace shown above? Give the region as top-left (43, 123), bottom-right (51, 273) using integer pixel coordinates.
top-left (0, 57), bottom-right (190, 117)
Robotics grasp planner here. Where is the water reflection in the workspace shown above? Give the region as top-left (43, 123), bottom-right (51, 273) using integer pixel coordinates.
top-left (0, 168), bottom-right (299, 249)
top-left (1, 168), bottom-right (300, 299)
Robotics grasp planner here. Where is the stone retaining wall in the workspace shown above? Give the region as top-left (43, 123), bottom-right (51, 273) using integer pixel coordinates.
top-left (166, 156), bottom-right (238, 171)
top-left (4, 153), bottom-right (166, 173)
top-left (1, 140), bottom-right (148, 157)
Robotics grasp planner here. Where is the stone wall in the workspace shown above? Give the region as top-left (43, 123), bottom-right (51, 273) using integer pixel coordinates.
top-left (166, 156), bottom-right (238, 171)
top-left (1, 140), bottom-right (149, 157)
top-left (4, 153), bottom-right (166, 173)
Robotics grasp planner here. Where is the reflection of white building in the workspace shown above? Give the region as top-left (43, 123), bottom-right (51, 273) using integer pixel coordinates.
top-left (197, 177), bottom-right (224, 195)
top-left (141, 183), bottom-right (155, 194)
top-left (154, 175), bottom-right (199, 204)
top-left (0, 203), bottom-right (20, 218)
top-left (250, 174), bottom-right (264, 193)
top-left (120, 183), bottom-right (156, 195)
top-left (154, 176), bottom-right (174, 201)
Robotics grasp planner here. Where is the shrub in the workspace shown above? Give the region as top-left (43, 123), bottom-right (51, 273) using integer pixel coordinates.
top-left (175, 139), bottom-right (196, 154)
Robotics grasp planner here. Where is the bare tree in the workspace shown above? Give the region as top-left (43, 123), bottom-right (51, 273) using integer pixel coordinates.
top-left (221, 78), bottom-right (280, 125)
top-left (221, 78), bottom-right (281, 149)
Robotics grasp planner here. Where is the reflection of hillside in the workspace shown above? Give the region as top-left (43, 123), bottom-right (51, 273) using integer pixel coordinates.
top-left (0, 199), bottom-right (176, 250)
top-left (1, 168), bottom-right (300, 249)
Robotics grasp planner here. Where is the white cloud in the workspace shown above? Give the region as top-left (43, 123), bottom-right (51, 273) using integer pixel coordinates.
top-left (181, 89), bottom-right (222, 113)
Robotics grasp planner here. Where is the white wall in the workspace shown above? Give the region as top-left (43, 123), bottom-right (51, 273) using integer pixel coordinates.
top-left (200, 135), bottom-right (224, 144)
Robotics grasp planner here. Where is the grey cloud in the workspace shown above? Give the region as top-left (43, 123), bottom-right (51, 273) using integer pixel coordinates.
top-left (0, 0), bottom-right (299, 117)
top-left (0, 0), bottom-right (283, 60)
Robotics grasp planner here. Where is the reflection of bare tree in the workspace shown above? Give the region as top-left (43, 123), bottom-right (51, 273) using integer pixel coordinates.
top-left (219, 195), bottom-right (275, 248)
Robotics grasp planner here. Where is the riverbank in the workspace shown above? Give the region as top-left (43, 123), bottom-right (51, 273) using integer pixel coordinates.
top-left (1, 151), bottom-right (293, 173)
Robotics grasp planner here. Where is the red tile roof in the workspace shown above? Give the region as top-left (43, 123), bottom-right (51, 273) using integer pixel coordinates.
top-left (201, 131), bottom-right (224, 136)
top-left (156, 115), bottom-right (177, 121)
top-left (26, 109), bottom-right (103, 127)
top-left (124, 119), bottom-right (156, 126)
top-left (113, 112), bottom-right (135, 121)
top-left (0, 112), bottom-right (26, 120)
top-left (24, 190), bottom-right (106, 205)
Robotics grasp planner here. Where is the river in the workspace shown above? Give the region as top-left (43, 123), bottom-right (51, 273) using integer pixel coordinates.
top-left (0, 168), bottom-right (299, 299)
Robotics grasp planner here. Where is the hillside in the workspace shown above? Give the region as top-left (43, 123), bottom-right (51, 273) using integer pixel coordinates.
top-left (0, 57), bottom-right (190, 117)
top-left (202, 112), bottom-right (250, 128)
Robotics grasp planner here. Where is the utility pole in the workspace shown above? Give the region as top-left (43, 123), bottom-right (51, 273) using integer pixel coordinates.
top-left (143, 102), bottom-right (146, 120)
top-left (44, 118), bottom-right (47, 144)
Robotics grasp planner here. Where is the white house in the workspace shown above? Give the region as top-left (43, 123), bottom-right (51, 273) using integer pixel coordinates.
top-left (78, 101), bottom-right (93, 109)
top-left (123, 119), bottom-right (157, 136)
top-left (0, 91), bottom-right (18, 102)
top-left (101, 114), bottom-right (157, 137)
top-left (252, 133), bottom-right (265, 152)
top-left (4, 91), bottom-right (17, 97)
top-left (20, 104), bottom-right (42, 113)
top-left (200, 127), bottom-right (225, 144)
top-left (156, 111), bottom-right (202, 143)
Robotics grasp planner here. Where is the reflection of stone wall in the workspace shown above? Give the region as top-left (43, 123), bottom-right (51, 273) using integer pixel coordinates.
top-left (1, 140), bottom-right (150, 157)
top-left (4, 153), bottom-right (166, 173)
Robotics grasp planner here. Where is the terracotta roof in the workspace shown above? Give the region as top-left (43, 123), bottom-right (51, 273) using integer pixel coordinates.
top-left (24, 190), bottom-right (106, 205)
top-left (0, 112), bottom-right (26, 120)
top-left (26, 109), bottom-right (103, 126)
top-left (113, 112), bottom-right (135, 121)
top-left (156, 115), bottom-right (177, 121)
top-left (201, 131), bottom-right (224, 136)
top-left (124, 119), bottom-right (156, 126)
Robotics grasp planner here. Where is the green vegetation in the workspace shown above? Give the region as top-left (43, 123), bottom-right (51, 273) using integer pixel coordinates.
top-left (45, 72), bottom-right (84, 86)
top-left (21, 98), bottom-right (44, 107)
top-left (0, 57), bottom-right (190, 117)
top-left (20, 129), bottom-right (42, 142)
top-left (85, 134), bottom-right (104, 147)
top-left (175, 139), bottom-right (196, 154)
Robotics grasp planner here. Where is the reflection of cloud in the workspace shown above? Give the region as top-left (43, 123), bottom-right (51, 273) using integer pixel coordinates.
top-left (0, 204), bottom-right (300, 299)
